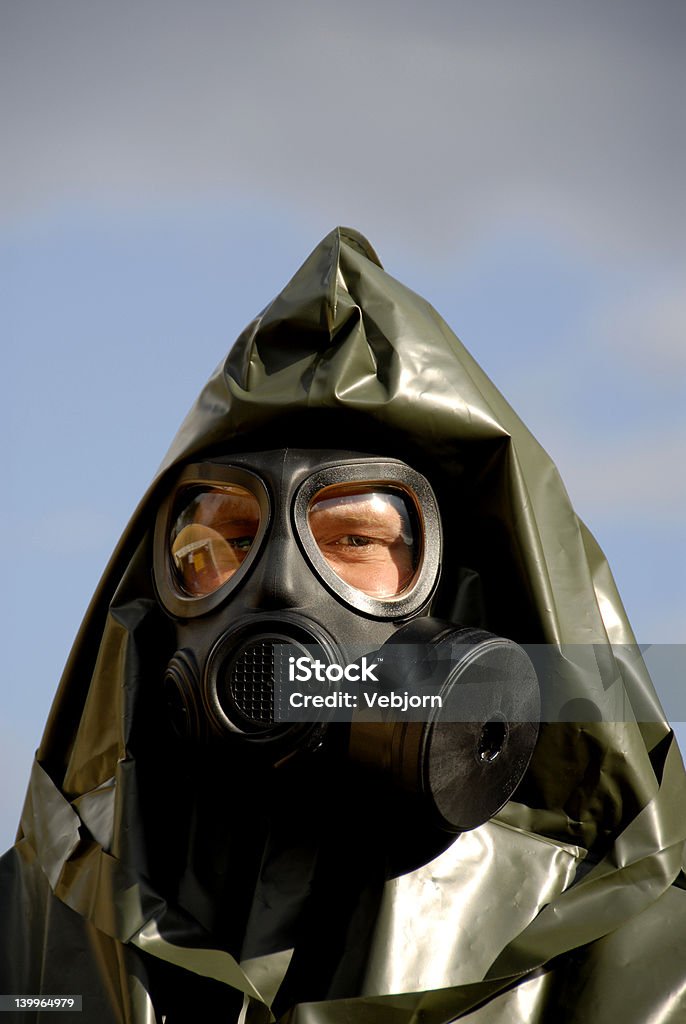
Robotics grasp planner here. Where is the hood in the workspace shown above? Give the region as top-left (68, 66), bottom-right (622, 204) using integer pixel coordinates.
top-left (4, 227), bottom-right (685, 1023)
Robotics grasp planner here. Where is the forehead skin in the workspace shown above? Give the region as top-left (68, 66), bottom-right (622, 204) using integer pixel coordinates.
top-left (309, 492), bottom-right (408, 541)
top-left (192, 488), bottom-right (260, 529)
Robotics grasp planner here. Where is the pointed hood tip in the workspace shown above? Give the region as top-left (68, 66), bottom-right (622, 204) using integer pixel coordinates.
top-left (331, 226), bottom-right (384, 269)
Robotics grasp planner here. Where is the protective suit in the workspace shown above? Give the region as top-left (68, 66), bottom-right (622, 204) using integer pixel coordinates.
top-left (2, 227), bottom-right (685, 1022)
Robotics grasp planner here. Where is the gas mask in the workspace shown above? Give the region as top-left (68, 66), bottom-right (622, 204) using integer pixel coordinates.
top-left (154, 450), bottom-right (539, 836)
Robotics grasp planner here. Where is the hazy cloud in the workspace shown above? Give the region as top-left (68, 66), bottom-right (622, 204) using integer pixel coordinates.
top-left (2, 1), bottom-right (684, 258)
top-left (20, 507), bottom-right (121, 557)
top-left (552, 430), bottom-right (686, 525)
top-left (599, 282), bottom-right (686, 377)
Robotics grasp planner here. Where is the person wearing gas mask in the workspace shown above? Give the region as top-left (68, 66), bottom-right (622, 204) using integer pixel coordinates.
top-left (1, 228), bottom-right (685, 1023)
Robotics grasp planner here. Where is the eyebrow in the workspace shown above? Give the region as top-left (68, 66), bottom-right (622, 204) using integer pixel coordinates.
top-left (311, 502), bottom-right (394, 519)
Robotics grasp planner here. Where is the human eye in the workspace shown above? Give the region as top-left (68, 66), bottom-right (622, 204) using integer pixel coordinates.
top-left (225, 535), bottom-right (254, 551)
top-left (334, 534), bottom-right (376, 548)
top-left (306, 483), bottom-right (421, 598)
top-left (169, 485), bottom-right (261, 596)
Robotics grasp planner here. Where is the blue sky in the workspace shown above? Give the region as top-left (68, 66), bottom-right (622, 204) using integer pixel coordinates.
top-left (2, 1), bottom-right (684, 847)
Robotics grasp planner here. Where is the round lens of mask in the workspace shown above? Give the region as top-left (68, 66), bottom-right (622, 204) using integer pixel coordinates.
top-left (170, 485), bottom-right (261, 597)
top-left (307, 484), bottom-right (421, 598)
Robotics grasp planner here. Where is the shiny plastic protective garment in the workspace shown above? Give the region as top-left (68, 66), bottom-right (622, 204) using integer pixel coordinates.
top-left (2, 228), bottom-right (685, 1023)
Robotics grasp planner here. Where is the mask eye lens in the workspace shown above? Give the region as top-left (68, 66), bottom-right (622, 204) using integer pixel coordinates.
top-left (170, 485), bottom-right (261, 597)
top-left (308, 484), bottom-right (421, 598)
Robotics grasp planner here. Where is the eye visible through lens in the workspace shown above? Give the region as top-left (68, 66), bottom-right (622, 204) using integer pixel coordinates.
top-left (170, 486), bottom-right (261, 596)
top-left (308, 484), bottom-right (420, 598)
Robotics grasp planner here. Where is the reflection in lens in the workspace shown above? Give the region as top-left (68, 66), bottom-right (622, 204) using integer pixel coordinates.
top-left (170, 486), bottom-right (260, 596)
top-left (308, 484), bottom-right (420, 598)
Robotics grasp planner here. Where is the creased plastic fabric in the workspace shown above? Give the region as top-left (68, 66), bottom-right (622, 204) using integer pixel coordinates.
top-left (1, 227), bottom-right (685, 1022)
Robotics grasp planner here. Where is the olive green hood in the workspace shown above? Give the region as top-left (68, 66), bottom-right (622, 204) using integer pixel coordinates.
top-left (2, 227), bottom-right (684, 1023)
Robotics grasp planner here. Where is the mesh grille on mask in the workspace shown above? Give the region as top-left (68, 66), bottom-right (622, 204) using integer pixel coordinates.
top-left (207, 620), bottom-right (332, 742)
top-left (228, 640), bottom-right (276, 726)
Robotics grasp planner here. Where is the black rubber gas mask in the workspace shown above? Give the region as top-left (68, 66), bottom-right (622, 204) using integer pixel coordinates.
top-left (154, 450), bottom-right (539, 834)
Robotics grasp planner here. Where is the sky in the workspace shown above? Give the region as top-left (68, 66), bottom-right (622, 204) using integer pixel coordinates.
top-left (2, 0), bottom-right (685, 848)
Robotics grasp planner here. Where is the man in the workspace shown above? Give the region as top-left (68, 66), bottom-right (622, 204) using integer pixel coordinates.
top-left (2, 228), bottom-right (684, 1021)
